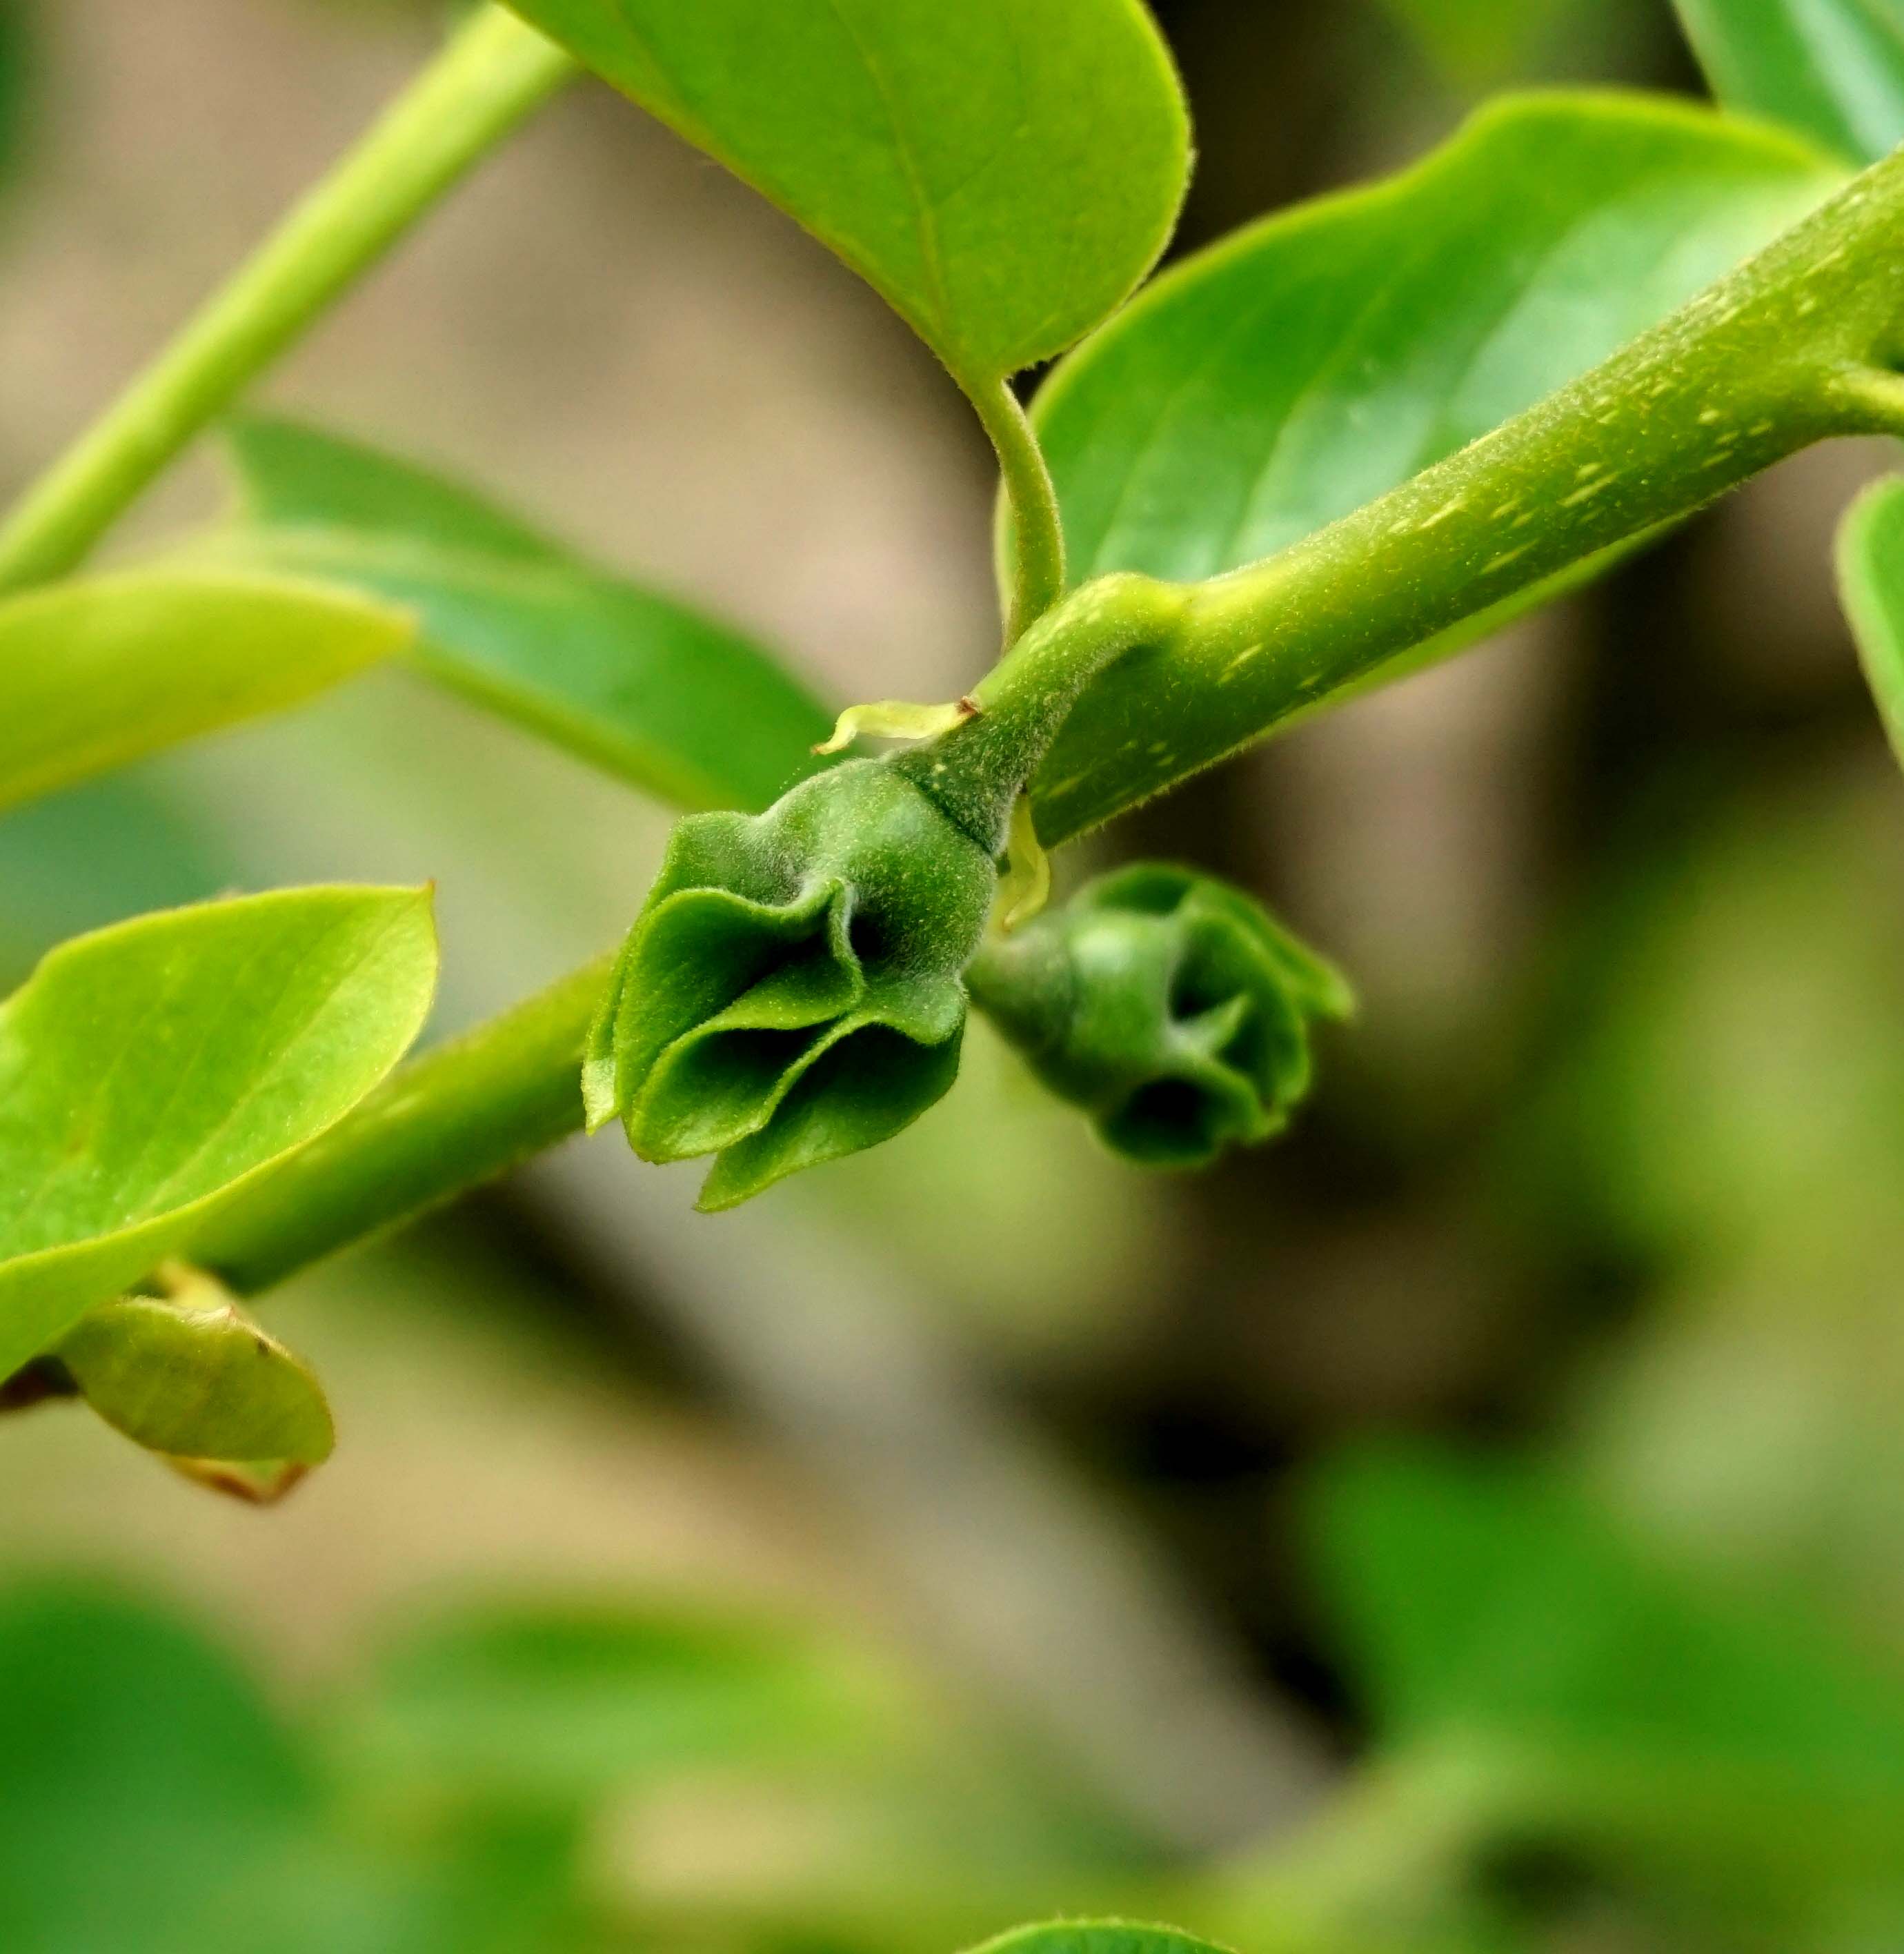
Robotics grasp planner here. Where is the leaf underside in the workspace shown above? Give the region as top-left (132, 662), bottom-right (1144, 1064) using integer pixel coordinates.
top-left (213, 417), bottom-right (835, 814)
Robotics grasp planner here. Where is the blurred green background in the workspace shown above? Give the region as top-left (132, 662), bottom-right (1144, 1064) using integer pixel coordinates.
top-left (6, 1), bottom-right (1904, 1950)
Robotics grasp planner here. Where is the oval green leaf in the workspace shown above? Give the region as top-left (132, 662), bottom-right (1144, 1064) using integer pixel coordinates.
top-left (1838, 475), bottom-right (1904, 772)
top-left (497, 0), bottom-right (1189, 391)
top-left (0, 569), bottom-right (409, 816)
top-left (0, 887), bottom-right (438, 1377)
top-left (1674, 0), bottom-right (1904, 165)
top-left (57, 1279), bottom-right (335, 1468)
top-left (212, 417), bottom-right (833, 813)
top-left (1024, 92), bottom-right (1845, 842)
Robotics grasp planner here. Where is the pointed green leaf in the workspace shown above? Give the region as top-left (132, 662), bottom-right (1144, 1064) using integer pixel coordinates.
top-left (496, 0), bottom-right (1189, 392)
top-left (0, 570), bottom-right (408, 816)
top-left (1838, 475), bottom-right (1904, 770)
top-left (0, 887), bottom-right (437, 1377)
top-left (212, 417), bottom-right (833, 813)
top-left (1024, 94), bottom-right (1844, 842)
top-left (1674, 0), bottom-right (1904, 165)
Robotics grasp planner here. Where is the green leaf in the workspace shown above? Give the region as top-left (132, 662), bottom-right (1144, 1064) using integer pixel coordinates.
top-left (1673, 0), bottom-right (1904, 165)
top-left (1311, 1444), bottom-right (1904, 1888)
top-left (0, 1582), bottom-right (314, 1954)
top-left (0, 887), bottom-right (438, 1378)
top-left (0, 569), bottom-right (408, 816)
top-left (349, 1601), bottom-right (889, 1810)
top-left (57, 1279), bottom-right (335, 1470)
top-left (213, 416), bottom-right (833, 813)
top-left (495, 0), bottom-right (1189, 393)
top-left (968, 1923), bottom-right (1233, 1954)
top-left (1025, 93), bottom-right (1843, 842)
top-left (1838, 475), bottom-right (1904, 771)
top-left (0, 1581), bottom-right (571, 1954)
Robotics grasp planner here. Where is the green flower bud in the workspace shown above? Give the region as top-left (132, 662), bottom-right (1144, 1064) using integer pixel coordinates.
top-left (585, 758), bottom-right (999, 1210)
top-left (967, 864), bottom-right (1353, 1168)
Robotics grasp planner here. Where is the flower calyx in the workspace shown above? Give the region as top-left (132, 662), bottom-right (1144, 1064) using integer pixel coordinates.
top-left (967, 863), bottom-right (1353, 1167)
top-left (584, 758), bottom-right (1000, 1210)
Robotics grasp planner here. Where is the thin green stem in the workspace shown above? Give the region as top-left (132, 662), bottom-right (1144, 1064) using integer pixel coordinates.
top-left (891, 569), bottom-right (1187, 849)
top-left (975, 377), bottom-right (1067, 644)
top-left (192, 953), bottom-right (612, 1297)
top-left (1029, 137), bottom-right (1904, 845)
top-left (0, 6), bottom-right (575, 596)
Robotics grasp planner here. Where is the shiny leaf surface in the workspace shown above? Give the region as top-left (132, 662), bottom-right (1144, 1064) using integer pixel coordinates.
top-left (496, 0), bottom-right (1189, 390)
top-left (0, 888), bottom-right (437, 1376)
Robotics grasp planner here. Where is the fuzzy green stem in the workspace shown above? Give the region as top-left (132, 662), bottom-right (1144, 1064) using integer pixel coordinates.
top-left (1029, 137), bottom-right (1904, 845)
top-left (975, 377), bottom-right (1068, 644)
top-left (192, 954), bottom-right (612, 1296)
top-left (891, 571), bottom-right (1187, 851)
top-left (0, 6), bottom-right (574, 596)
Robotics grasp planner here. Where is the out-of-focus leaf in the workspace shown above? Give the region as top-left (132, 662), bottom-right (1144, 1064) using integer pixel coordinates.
top-left (1311, 1444), bottom-right (1904, 1891)
top-left (1374, 0), bottom-right (1576, 87)
top-left (1519, 771), bottom-right (1904, 1273)
top-left (0, 1581), bottom-right (580, 1954)
top-left (213, 417), bottom-right (833, 813)
top-left (1839, 475), bottom-right (1904, 769)
top-left (494, 0), bottom-right (1189, 394)
top-left (1673, 0), bottom-right (1904, 164)
top-left (0, 1), bottom-right (32, 195)
top-left (0, 887), bottom-right (437, 1378)
top-left (1024, 93), bottom-right (1843, 844)
top-left (0, 1581), bottom-right (312, 1953)
top-left (348, 1601), bottom-right (889, 1809)
top-left (0, 570), bottom-right (408, 816)
top-left (0, 776), bottom-right (234, 989)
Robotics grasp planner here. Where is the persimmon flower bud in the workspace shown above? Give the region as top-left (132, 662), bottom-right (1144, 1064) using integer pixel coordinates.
top-left (967, 864), bottom-right (1352, 1167)
top-left (584, 759), bottom-right (998, 1210)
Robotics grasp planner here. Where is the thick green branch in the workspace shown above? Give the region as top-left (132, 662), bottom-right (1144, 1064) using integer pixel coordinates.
top-left (1028, 137), bottom-right (1904, 845)
top-left (0, 6), bottom-right (574, 596)
top-left (191, 954), bottom-right (611, 1297)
